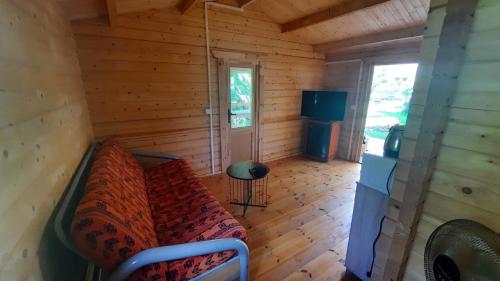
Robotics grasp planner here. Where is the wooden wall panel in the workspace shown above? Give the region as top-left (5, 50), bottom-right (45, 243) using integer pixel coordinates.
top-left (0, 0), bottom-right (93, 279)
top-left (73, 3), bottom-right (325, 175)
top-left (372, 2), bottom-right (451, 279)
top-left (322, 62), bottom-right (363, 161)
top-left (371, 0), bottom-right (500, 280)
top-left (404, 1), bottom-right (500, 278)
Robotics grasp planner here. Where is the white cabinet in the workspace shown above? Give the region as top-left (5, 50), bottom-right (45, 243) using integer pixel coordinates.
top-left (345, 153), bottom-right (396, 280)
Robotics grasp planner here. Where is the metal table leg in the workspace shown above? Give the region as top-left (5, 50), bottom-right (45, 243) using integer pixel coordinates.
top-left (228, 173), bottom-right (268, 216)
top-left (242, 180), bottom-right (252, 216)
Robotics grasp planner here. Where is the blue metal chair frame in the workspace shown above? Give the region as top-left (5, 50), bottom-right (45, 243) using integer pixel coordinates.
top-left (109, 239), bottom-right (249, 281)
top-left (54, 143), bottom-right (249, 281)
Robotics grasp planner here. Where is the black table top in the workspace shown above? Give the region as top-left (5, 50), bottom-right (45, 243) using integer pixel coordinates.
top-left (226, 161), bottom-right (270, 180)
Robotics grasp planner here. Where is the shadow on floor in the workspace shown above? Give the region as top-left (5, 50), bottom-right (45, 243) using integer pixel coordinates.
top-left (340, 271), bottom-right (362, 281)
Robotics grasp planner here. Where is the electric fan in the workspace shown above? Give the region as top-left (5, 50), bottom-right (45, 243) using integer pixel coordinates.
top-left (424, 219), bottom-right (499, 281)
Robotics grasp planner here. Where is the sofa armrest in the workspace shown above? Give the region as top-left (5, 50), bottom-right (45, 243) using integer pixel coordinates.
top-left (108, 238), bottom-right (249, 281)
top-left (131, 150), bottom-right (181, 160)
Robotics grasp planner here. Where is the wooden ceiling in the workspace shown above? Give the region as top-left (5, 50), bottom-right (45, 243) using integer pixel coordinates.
top-left (259, 0), bottom-right (429, 45)
top-left (58, 0), bottom-right (430, 52)
top-left (57, 0), bottom-right (179, 21)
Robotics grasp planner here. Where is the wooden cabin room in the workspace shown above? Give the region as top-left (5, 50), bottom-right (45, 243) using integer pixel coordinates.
top-left (1, 0), bottom-right (499, 281)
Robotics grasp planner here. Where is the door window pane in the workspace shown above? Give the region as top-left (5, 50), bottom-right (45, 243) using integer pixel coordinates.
top-left (363, 63), bottom-right (418, 156)
top-left (230, 67), bottom-right (253, 128)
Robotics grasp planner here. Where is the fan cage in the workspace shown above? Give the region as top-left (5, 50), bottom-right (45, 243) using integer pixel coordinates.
top-left (424, 219), bottom-right (499, 281)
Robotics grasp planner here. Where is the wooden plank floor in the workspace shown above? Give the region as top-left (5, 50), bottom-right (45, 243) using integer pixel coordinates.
top-left (201, 157), bottom-right (361, 281)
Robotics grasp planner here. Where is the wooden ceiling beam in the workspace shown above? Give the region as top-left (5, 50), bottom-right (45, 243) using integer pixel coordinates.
top-left (325, 40), bottom-right (422, 62)
top-left (313, 24), bottom-right (426, 53)
top-left (177, 0), bottom-right (197, 14)
top-left (58, 0), bottom-right (181, 21)
top-left (237, 0), bottom-right (257, 8)
top-left (281, 0), bottom-right (390, 33)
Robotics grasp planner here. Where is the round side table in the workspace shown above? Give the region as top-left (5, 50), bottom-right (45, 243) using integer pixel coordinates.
top-left (226, 161), bottom-right (270, 216)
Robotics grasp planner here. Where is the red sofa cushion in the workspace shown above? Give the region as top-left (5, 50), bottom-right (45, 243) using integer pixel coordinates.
top-left (146, 160), bottom-right (247, 280)
top-left (70, 140), bottom-right (167, 280)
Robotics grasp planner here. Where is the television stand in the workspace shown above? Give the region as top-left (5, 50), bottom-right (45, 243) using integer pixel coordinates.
top-left (303, 119), bottom-right (341, 162)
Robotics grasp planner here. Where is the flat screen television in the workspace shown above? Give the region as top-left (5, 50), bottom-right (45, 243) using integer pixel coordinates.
top-left (301, 90), bottom-right (347, 121)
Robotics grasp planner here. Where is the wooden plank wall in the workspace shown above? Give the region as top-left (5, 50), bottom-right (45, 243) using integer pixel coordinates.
top-left (72, 3), bottom-right (325, 176)
top-left (400, 0), bottom-right (500, 280)
top-left (0, 0), bottom-right (93, 279)
top-left (322, 61), bottom-right (364, 161)
top-left (373, 0), bottom-right (500, 280)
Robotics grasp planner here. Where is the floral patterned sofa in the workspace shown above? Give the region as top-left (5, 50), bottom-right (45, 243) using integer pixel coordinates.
top-left (69, 140), bottom-right (248, 281)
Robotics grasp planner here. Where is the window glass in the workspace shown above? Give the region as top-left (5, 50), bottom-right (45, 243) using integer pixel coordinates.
top-left (363, 63), bottom-right (418, 155)
top-left (230, 67), bottom-right (253, 128)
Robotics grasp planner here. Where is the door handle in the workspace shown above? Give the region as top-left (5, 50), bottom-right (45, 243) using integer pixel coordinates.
top-left (228, 109), bottom-right (236, 123)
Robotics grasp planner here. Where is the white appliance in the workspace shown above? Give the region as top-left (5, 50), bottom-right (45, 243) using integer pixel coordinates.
top-left (359, 153), bottom-right (397, 194)
top-left (345, 153), bottom-right (397, 280)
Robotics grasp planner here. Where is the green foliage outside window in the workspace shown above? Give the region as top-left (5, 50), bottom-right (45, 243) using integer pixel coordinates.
top-left (364, 64), bottom-right (418, 140)
top-left (230, 67), bottom-right (253, 128)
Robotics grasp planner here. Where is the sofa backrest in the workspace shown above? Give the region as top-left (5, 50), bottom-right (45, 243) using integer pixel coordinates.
top-left (70, 140), bottom-right (159, 270)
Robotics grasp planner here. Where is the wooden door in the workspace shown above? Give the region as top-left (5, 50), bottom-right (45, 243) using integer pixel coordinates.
top-left (218, 60), bottom-right (262, 171)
